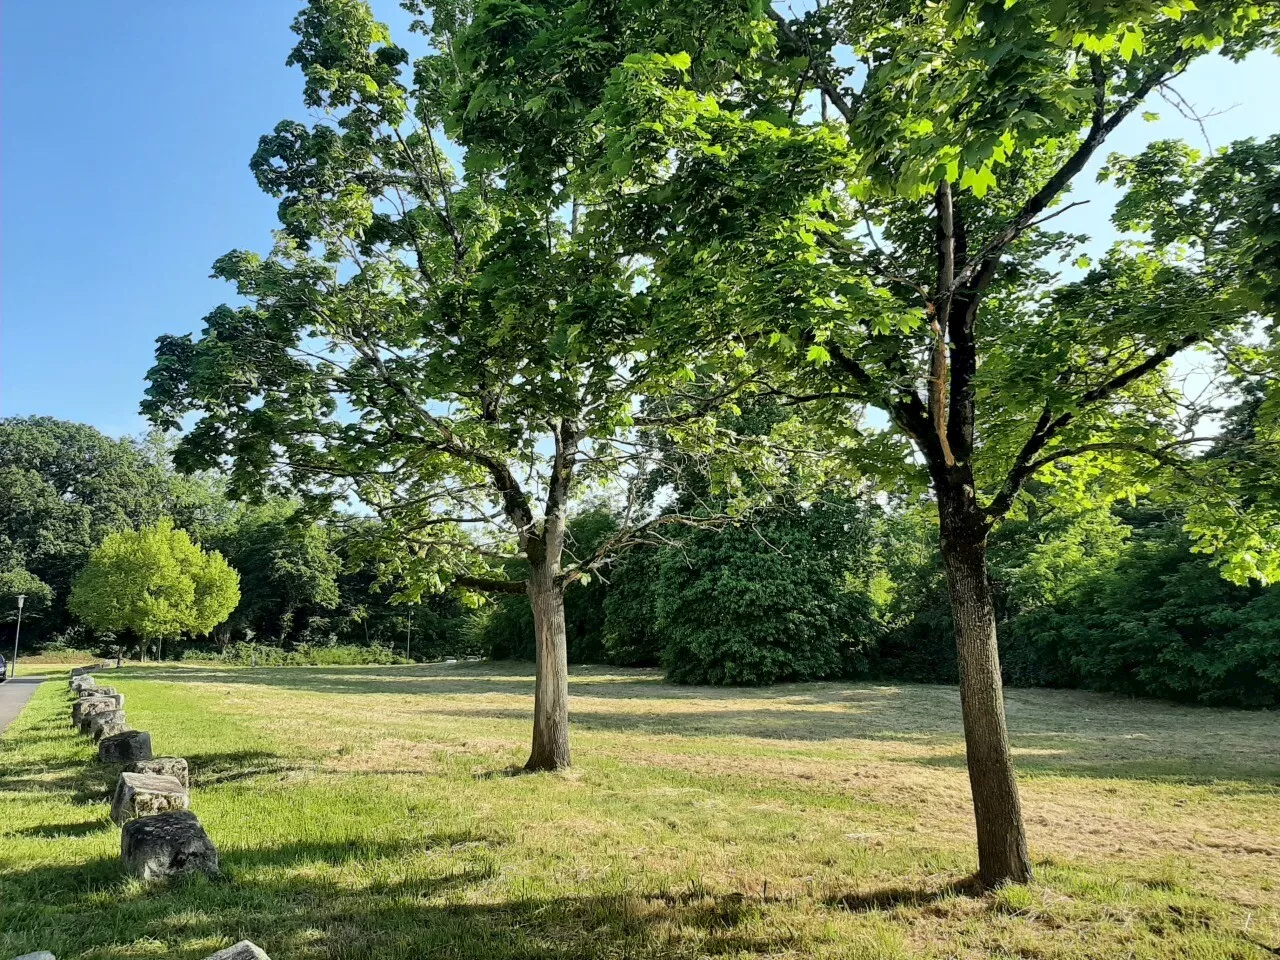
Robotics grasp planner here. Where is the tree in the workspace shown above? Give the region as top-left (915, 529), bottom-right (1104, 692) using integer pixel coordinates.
top-left (70, 520), bottom-right (240, 659)
top-left (142, 0), bottom-right (757, 771)
top-left (448, 0), bottom-right (1280, 884)
top-left (208, 500), bottom-right (342, 646)
top-left (0, 417), bottom-right (173, 641)
top-left (479, 508), bottom-right (618, 664)
top-left (657, 499), bottom-right (879, 685)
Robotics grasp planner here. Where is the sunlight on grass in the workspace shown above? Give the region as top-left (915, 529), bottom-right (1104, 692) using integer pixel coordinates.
top-left (2, 663), bottom-right (1278, 958)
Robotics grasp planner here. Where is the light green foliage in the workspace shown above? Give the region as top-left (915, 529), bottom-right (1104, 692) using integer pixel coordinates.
top-left (69, 520), bottom-right (240, 644)
top-left (143, 0), bottom-right (761, 605)
top-left (0, 417), bottom-right (204, 640)
top-left (450, 0), bottom-right (1280, 584)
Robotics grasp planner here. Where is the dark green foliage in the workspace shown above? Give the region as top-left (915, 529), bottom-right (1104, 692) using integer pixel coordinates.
top-left (206, 501), bottom-right (341, 646)
top-left (878, 503), bottom-right (1280, 707)
top-left (601, 547), bottom-right (662, 667)
top-left (1011, 523), bottom-right (1280, 708)
top-left (658, 502), bottom-right (879, 686)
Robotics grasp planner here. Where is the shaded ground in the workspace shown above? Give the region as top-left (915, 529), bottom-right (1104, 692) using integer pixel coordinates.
top-left (2, 662), bottom-right (1277, 959)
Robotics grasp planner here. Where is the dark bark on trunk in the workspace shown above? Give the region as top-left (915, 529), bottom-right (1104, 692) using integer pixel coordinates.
top-left (525, 557), bottom-right (571, 771)
top-left (937, 484), bottom-right (1033, 889)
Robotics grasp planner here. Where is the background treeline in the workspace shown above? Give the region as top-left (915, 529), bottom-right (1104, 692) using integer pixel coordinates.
top-left (2, 415), bottom-right (1277, 707)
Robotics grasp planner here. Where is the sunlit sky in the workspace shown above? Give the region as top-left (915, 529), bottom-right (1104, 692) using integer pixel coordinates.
top-left (2, 2), bottom-right (1278, 438)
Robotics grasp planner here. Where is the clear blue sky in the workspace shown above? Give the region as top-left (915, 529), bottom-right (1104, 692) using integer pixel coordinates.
top-left (2, 3), bottom-right (1278, 438)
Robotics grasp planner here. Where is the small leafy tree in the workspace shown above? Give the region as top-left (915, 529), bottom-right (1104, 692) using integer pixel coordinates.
top-left (70, 520), bottom-right (240, 659)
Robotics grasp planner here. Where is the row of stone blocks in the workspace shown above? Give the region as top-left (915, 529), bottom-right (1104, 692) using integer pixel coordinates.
top-left (48, 669), bottom-right (272, 959)
top-left (64, 670), bottom-right (246, 936)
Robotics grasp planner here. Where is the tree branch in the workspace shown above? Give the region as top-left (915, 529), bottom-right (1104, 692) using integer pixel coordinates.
top-left (767, 9), bottom-right (856, 124)
top-left (984, 332), bottom-right (1203, 519)
top-left (955, 55), bottom-right (1184, 296)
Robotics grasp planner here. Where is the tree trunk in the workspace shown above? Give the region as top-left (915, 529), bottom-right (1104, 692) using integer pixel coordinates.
top-left (525, 557), bottom-right (571, 772)
top-left (938, 487), bottom-right (1033, 888)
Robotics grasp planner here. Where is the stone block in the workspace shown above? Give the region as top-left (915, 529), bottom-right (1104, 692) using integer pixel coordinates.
top-left (99, 730), bottom-right (153, 763)
top-left (126, 757), bottom-right (189, 789)
top-left (121, 811), bottom-right (219, 881)
top-left (69, 674), bottom-right (96, 692)
top-left (87, 711), bottom-right (127, 741)
top-left (77, 685), bottom-right (115, 699)
top-left (110, 772), bottom-right (189, 826)
top-left (11, 952), bottom-right (57, 960)
top-left (204, 941), bottom-right (271, 960)
top-left (72, 695), bottom-right (123, 726)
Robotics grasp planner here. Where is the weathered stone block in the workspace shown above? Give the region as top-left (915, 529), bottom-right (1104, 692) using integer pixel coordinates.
top-left (88, 711), bottom-right (127, 742)
top-left (99, 730), bottom-right (153, 763)
top-left (69, 674), bottom-right (96, 692)
top-left (72, 695), bottom-right (123, 726)
top-left (127, 757), bottom-right (189, 789)
top-left (77, 685), bottom-right (115, 699)
top-left (121, 811), bottom-right (219, 881)
top-left (204, 941), bottom-right (270, 960)
top-left (110, 772), bottom-right (189, 826)
top-left (12, 952), bottom-right (57, 959)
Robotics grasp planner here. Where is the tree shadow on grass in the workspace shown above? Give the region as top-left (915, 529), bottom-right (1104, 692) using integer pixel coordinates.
top-left (186, 749), bottom-right (302, 787)
top-left (829, 875), bottom-right (982, 912)
top-left (1, 834), bottom-right (813, 960)
top-left (13, 818), bottom-right (108, 839)
top-left (116, 665), bottom-right (1280, 790)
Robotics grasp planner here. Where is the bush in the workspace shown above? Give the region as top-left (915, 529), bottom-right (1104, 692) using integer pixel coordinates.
top-left (1007, 524), bottom-right (1280, 707)
top-left (183, 643), bottom-right (410, 666)
top-left (658, 503), bottom-right (879, 686)
top-left (602, 547), bottom-right (663, 666)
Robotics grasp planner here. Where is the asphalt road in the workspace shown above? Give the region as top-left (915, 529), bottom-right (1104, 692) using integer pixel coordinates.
top-left (0, 676), bottom-right (43, 735)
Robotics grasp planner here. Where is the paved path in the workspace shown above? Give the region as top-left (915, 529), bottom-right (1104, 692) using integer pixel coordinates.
top-left (0, 677), bottom-right (43, 736)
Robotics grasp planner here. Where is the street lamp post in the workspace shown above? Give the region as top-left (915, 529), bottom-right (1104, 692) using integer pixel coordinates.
top-left (12, 594), bottom-right (26, 677)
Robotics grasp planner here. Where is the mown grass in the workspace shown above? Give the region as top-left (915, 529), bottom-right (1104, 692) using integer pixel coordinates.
top-left (2, 662), bottom-right (1278, 959)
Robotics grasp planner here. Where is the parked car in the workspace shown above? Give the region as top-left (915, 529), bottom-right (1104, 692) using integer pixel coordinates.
top-left (0, 653), bottom-right (8, 682)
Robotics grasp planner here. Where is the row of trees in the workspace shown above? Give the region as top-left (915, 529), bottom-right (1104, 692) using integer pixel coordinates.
top-left (0, 417), bottom-right (474, 660)
top-left (11, 414), bottom-right (1273, 710)
top-left (140, 0), bottom-right (1280, 888)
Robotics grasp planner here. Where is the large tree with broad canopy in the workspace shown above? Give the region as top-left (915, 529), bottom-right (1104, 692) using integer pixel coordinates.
top-left (443, 0), bottom-right (1280, 886)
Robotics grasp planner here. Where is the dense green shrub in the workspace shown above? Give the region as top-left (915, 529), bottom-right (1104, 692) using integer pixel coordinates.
top-left (601, 547), bottom-right (663, 666)
top-left (875, 502), bottom-right (1280, 707)
top-left (1010, 524), bottom-right (1280, 707)
top-left (658, 502), bottom-right (880, 686)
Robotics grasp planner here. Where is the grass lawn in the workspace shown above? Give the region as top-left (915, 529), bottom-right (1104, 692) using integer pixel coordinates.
top-left (1, 663), bottom-right (1278, 959)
